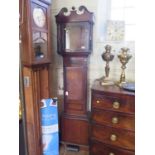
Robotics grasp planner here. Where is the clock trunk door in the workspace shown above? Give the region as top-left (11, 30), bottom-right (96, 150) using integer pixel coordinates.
top-left (64, 58), bottom-right (87, 116)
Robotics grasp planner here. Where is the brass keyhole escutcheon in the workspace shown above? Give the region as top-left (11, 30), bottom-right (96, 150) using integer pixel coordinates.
top-left (110, 134), bottom-right (117, 141)
top-left (109, 153), bottom-right (115, 155)
top-left (112, 117), bottom-right (119, 124)
top-left (112, 101), bottom-right (120, 109)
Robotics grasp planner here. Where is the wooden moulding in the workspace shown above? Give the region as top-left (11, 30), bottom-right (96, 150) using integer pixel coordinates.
top-left (55, 6), bottom-right (94, 24)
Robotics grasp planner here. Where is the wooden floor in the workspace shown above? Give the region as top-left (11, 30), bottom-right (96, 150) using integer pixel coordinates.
top-left (59, 145), bottom-right (89, 155)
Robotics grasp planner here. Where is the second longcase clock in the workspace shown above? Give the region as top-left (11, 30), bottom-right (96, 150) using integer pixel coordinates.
top-left (56, 6), bottom-right (94, 148)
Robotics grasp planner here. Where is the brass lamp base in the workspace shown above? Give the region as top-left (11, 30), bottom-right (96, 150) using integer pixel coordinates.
top-left (116, 81), bottom-right (135, 92)
top-left (99, 76), bottom-right (114, 86)
top-left (116, 81), bottom-right (127, 87)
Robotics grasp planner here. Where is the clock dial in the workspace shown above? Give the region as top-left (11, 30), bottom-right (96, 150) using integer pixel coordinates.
top-left (33, 8), bottom-right (46, 28)
top-left (106, 20), bottom-right (125, 41)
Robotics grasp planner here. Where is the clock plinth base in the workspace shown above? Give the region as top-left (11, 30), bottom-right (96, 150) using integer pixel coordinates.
top-left (61, 113), bottom-right (89, 147)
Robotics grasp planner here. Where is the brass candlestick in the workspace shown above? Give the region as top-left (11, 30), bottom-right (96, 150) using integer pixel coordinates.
top-left (100, 45), bottom-right (114, 85)
top-left (118, 47), bottom-right (132, 85)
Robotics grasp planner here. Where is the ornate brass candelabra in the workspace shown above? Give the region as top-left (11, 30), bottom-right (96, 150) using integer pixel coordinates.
top-left (100, 45), bottom-right (114, 85)
top-left (118, 47), bottom-right (132, 85)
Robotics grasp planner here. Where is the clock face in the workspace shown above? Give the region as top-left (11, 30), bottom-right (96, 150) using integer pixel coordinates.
top-left (106, 20), bottom-right (125, 41)
top-left (33, 8), bottom-right (46, 28)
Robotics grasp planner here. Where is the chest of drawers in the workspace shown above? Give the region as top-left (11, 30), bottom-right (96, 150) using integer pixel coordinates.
top-left (90, 82), bottom-right (135, 155)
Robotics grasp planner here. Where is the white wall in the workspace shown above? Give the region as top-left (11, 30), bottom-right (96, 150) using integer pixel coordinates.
top-left (50, 0), bottom-right (135, 110)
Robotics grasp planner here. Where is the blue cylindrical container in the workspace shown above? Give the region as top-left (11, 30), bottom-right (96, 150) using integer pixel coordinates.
top-left (40, 98), bottom-right (59, 155)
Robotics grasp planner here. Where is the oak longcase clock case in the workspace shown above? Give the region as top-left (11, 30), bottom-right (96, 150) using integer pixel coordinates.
top-left (21, 0), bottom-right (51, 66)
top-left (56, 6), bottom-right (94, 147)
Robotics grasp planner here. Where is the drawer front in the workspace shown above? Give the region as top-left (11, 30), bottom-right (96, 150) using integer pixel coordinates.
top-left (90, 140), bottom-right (134, 155)
top-left (91, 124), bottom-right (135, 150)
top-left (92, 109), bottom-right (135, 131)
top-left (92, 94), bottom-right (135, 114)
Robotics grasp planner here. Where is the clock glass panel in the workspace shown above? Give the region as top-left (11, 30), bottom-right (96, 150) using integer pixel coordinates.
top-left (33, 32), bottom-right (47, 60)
top-left (65, 22), bottom-right (90, 52)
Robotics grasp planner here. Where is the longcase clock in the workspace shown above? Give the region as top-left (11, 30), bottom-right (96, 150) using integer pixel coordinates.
top-left (20, 0), bottom-right (52, 155)
top-left (56, 6), bottom-right (94, 149)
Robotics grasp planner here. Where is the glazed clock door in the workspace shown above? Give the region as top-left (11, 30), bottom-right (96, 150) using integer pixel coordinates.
top-left (56, 6), bottom-right (94, 56)
top-left (21, 0), bottom-right (51, 66)
top-left (64, 58), bottom-right (87, 116)
top-left (31, 0), bottom-right (51, 65)
top-left (65, 22), bottom-right (91, 52)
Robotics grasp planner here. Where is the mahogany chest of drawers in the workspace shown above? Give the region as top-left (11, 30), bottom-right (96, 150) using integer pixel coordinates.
top-left (90, 81), bottom-right (135, 155)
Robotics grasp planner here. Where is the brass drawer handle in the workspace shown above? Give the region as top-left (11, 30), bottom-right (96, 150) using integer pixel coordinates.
top-left (112, 117), bottom-right (119, 124)
top-left (96, 100), bottom-right (100, 104)
top-left (110, 134), bottom-right (117, 141)
top-left (109, 153), bottom-right (115, 155)
top-left (112, 101), bottom-right (120, 109)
